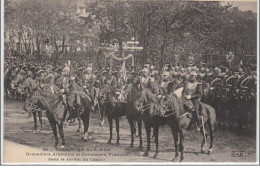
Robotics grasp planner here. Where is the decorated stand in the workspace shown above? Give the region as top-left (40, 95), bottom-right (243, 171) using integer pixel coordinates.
top-left (100, 38), bottom-right (143, 82)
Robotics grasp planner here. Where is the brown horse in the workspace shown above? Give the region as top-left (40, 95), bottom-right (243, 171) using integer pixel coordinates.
top-left (22, 77), bottom-right (43, 133)
top-left (134, 82), bottom-right (216, 162)
top-left (120, 82), bottom-right (144, 149)
top-left (98, 83), bottom-right (128, 145)
top-left (160, 92), bottom-right (216, 162)
top-left (24, 87), bottom-right (92, 147)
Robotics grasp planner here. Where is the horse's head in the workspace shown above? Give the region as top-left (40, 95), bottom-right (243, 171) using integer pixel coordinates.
top-left (23, 89), bottom-right (39, 113)
top-left (21, 77), bottom-right (38, 92)
top-left (160, 93), bottom-right (184, 117)
top-left (98, 84), bottom-right (111, 104)
top-left (117, 85), bottom-right (129, 103)
top-left (202, 82), bottom-right (210, 96)
top-left (131, 88), bottom-right (147, 113)
top-left (160, 93), bottom-right (174, 115)
top-left (219, 87), bottom-right (232, 102)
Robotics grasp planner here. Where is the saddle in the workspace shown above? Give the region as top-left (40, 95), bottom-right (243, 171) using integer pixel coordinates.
top-left (184, 100), bottom-right (206, 116)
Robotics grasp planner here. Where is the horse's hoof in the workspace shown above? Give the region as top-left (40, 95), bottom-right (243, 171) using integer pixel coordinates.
top-left (143, 151), bottom-right (149, 157)
top-left (116, 141), bottom-right (120, 145)
top-left (208, 148), bottom-right (213, 155)
top-left (179, 157), bottom-right (184, 162)
top-left (83, 139), bottom-right (88, 142)
top-left (60, 145), bottom-right (65, 149)
top-left (139, 145), bottom-right (143, 150)
top-left (80, 128), bottom-right (84, 133)
top-left (201, 147), bottom-right (205, 153)
top-left (153, 153), bottom-right (159, 159)
top-left (107, 140), bottom-right (112, 144)
top-left (129, 144), bottom-right (134, 148)
top-left (33, 129), bottom-right (36, 133)
top-left (54, 143), bottom-right (59, 149)
top-left (172, 156), bottom-right (179, 162)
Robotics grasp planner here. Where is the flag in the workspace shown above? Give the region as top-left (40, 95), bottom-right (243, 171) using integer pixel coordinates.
top-left (121, 60), bottom-right (127, 82)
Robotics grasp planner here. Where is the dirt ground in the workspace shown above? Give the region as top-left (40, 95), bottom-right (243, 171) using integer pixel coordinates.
top-left (3, 98), bottom-right (257, 163)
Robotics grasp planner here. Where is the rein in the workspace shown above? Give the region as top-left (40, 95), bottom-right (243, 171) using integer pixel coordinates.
top-left (161, 99), bottom-right (186, 118)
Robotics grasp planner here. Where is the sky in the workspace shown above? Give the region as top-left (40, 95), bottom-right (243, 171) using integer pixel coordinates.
top-left (223, 1), bottom-right (257, 13)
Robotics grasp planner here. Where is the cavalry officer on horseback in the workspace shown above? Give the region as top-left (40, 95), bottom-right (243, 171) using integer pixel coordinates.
top-left (160, 71), bottom-right (171, 94)
top-left (182, 71), bottom-right (203, 131)
top-left (139, 67), bottom-right (150, 86)
top-left (42, 65), bottom-right (56, 94)
top-left (60, 65), bottom-right (73, 120)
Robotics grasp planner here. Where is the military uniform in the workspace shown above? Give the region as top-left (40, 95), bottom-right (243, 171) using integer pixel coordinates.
top-left (182, 72), bottom-right (203, 129)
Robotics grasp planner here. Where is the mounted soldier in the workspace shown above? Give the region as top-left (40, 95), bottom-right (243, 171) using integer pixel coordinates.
top-left (160, 71), bottom-right (171, 94)
top-left (139, 68), bottom-right (150, 87)
top-left (42, 65), bottom-right (57, 94)
top-left (182, 71), bottom-right (203, 130)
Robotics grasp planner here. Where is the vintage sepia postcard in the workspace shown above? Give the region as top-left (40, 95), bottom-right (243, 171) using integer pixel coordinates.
top-left (0, 0), bottom-right (259, 165)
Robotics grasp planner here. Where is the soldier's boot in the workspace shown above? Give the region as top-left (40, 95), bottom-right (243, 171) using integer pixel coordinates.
top-left (67, 106), bottom-right (74, 120)
top-left (194, 115), bottom-right (201, 131)
top-left (194, 108), bottom-right (201, 131)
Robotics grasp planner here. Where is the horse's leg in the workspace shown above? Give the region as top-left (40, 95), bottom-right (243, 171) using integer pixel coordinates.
top-left (179, 130), bottom-right (184, 162)
top-left (38, 111), bottom-right (43, 132)
top-left (208, 122), bottom-right (215, 155)
top-left (32, 111), bottom-right (37, 133)
top-left (57, 122), bottom-right (65, 148)
top-left (100, 111), bottom-right (105, 127)
top-left (143, 123), bottom-right (151, 157)
top-left (76, 109), bottom-right (82, 133)
top-left (200, 128), bottom-right (208, 153)
top-left (153, 126), bottom-right (159, 158)
top-left (47, 115), bottom-right (59, 147)
top-left (128, 118), bottom-right (135, 148)
top-left (107, 116), bottom-right (113, 144)
top-left (115, 117), bottom-right (120, 145)
top-left (134, 121), bottom-right (138, 137)
top-left (137, 119), bottom-right (143, 149)
top-left (81, 109), bottom-right (90, 141)
top-left (171, 127), bottom-right (179, 162)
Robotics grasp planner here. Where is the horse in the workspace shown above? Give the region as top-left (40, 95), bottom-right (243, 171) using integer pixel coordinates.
top-left (160, 89), bottom-right (216, 162)
top-left (98, 83), bottom-right (127, 145)
top-left (4, 66), bottom-right (19, 98)
top-left (22, 77), bottom-right (43, 133)
top-left (218, 85), bottom-right (237, 129)
top-left (10, 71), bottom-right (25, 99)
top-left (233, 89), bottom-right (252, 130)
top-left (119, 81), bottom-right (144, 149)
top-left (23, 87), bottom-right (92, 147)
top-left (132, 86), bottom-right (166, 158)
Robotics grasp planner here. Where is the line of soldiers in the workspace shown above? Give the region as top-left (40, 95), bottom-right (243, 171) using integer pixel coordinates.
top-left (4, 59), bottom-right (257, 125)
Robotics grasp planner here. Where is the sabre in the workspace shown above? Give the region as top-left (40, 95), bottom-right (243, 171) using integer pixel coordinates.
top-left (201, 116), bottom-right (207, 145)
top-left (96, 99), bottom-right (102, 119)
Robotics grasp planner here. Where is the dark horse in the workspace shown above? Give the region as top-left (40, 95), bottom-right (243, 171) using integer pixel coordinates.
top-left (24, 87), bottom-right (92, 147)
top-left (22, 77), bottom-right (43, 133)
top-left (160, 89), bottom-right (216, 162)
top-left (135, 82), bottom-right (216, 161)
top-left (120, 81), bottom-right (144, 149)
top-left (98, 83), bottom-right (127, 145)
